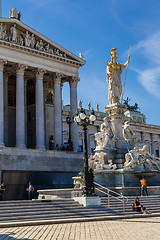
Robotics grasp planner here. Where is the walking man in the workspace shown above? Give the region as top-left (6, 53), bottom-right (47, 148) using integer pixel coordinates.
top-left (140, 176), bottom-right (148, 196)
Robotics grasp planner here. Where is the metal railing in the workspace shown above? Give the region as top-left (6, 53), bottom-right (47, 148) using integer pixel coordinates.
top-left (94, 182), bottom-right (128, 213)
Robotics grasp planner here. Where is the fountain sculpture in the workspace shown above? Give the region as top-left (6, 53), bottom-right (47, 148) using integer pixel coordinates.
top-left (89, 48), bottom-right (160, 195)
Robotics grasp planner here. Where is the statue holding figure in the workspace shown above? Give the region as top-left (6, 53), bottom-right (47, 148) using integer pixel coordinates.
top-left (95, 117), bottom-right (115, 150)
top-left (106, 48), bottom-right (130, 105)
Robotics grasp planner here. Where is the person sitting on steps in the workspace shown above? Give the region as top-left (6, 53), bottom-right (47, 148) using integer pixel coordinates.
top-left (133, 197), bottom-right (151, 214)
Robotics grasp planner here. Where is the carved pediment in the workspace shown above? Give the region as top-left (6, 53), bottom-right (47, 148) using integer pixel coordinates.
top-left (0, 18), bottom-right (85, 66)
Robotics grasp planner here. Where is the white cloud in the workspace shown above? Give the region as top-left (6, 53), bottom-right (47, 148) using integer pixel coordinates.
top-left (132, 32), bottom-right (160, 98)
top-left (137, 68), bottom-right (160, 99)
top-left (132, 31), bottom-right (160, 65)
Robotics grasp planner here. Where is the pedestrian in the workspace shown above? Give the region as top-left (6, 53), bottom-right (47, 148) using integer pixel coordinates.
top-left (55, 144), bottom-right (60, 150)
top-left (26, 182), bottom-right (34, 200)
top-left (77, 145), bottom-right (81, 152)
top-left (49, 135), bottom-right (54, 150)
top-left (0, 183), bottom-right (5, 201)
top-left (133, 197), bottom-right (151, 214)
top-left (140, 176), bottom-right (148, 196)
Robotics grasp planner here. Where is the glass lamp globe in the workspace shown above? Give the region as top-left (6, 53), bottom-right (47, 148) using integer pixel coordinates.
top-left (89, 114), bottom-right (96, 122)
top-left (74, 115), bottom-right (81, 123)
top-left (79, 112), bottom-right (86, 120)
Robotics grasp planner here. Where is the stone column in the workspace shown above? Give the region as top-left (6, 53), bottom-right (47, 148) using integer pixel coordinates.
top-left (16, 64), bottom-right (27, 148)
top-left (24, 77), bottom-right (27, 146)
top-left (54, 73), bottom-right (63, 146)
top-left (0, 60), bottom-right (7, 147)
top-left (3, 72), bottom-right (9, 146)
top-left (151, 133), bottom-right (155, 155)
top-left (69, 77), bottom-right (79, 151)
top-left (141, 132), bottom-right (145, 143)
top-left (35, 69), bottom-right (46, 149)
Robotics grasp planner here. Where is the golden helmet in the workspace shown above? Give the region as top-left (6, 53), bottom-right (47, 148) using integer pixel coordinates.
top-left (110, 48), bottom-right (117, 58)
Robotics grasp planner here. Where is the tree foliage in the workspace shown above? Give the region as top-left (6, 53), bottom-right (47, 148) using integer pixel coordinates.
top-left (123, 97), bottom-right (140, 112)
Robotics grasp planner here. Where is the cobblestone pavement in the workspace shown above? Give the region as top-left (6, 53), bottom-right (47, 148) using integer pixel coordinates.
top-left (0, 217), bottom-right (160, 240)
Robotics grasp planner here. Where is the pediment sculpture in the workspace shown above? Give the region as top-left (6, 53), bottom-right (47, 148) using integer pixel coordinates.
top-left (0, 22), bottom-right (74, 61)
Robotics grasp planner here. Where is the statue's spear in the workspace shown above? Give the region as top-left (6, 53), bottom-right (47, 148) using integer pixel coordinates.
top-left (0, 0), bottom-right (2, 17)
top-left (121, 45), bottom-right (131, 104)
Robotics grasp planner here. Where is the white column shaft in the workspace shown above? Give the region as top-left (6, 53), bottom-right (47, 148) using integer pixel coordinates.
top-left (16, 74), bottom-right (25, 148)
top-left (54, 82), bottom-right (62, 145)
top-left (70, 84), bottom-right (79, 150)
top-left (0, 69), bottom-right (4, 146)
top-left (151, 134), bottom-right (155, 155)
top-left (4, 76), bottom-right (8, 146)
top-left (36, 77), bottom-right (45, 149)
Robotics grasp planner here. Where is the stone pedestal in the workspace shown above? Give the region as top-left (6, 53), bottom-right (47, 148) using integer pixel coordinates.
top-left (105, 103), bottom-right (129, 169)
top-left (73, 196), bottom-right (101, 207)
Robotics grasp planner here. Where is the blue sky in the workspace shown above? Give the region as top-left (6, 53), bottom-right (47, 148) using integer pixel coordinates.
top-left (2, 0), bottom-right (160, 125)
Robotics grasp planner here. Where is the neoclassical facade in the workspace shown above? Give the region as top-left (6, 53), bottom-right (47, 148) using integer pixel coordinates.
top-left (0, 13), bottom-right (85, 151)
top-left (62, 105), bottom-right (160, 157)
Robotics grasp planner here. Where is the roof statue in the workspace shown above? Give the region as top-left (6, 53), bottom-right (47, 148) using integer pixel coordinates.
top-left (79, 53), bottom-right (84, 60)
top-left (88, 101), bottom-right (91, 110)
top-left (106, 48), bottom-right (130, 105)
top-left (10, 8), bottom-right (18, 19)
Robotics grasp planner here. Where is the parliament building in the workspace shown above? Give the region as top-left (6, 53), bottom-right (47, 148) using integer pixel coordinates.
top-left (0, 9), bottom-right (159, 200)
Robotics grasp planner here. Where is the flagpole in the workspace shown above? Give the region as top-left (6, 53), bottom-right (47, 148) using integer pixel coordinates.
top-left (121, 45), bottom-right (131, 104)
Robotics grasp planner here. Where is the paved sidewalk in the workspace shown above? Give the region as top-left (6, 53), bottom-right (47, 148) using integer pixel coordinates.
top-left (0, 217), bottom-right (160, 239)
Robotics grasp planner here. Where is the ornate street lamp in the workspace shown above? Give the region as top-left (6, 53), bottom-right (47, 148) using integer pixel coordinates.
top-left (74, 108), bottom-right (96, 196)
top-left (66, 116), bottom-right (73, 151)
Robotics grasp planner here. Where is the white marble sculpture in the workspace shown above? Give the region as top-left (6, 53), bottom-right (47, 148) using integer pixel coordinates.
top-left (123, 121), bottom-right (140, 145)
top-left (124, 145), bottom-right (160, 171)
top-left (10, 8), bottom-right (18, 19)
top-left (0, 23), bottom-right (3, 39)
top-left (24, 31), bottom-right (31, 47)
top-left (96, 103), bottom-right (99, 112)
top-left (19, 36), bottom-right (24, 46)
top-left (95, 117), bottom-right (115, 150)
top-left (30, 34), bottom-right (35, 48)
top-left (124, 146), bottom-right (140, 169)
top-left (10, 24), bottom-right (17, 42)
top-left (0, 17), bottom-right (69, 59)
top-left (106, 48), bottom-right (130, 105)
top-left (89, 152), bottom-right (116, 170)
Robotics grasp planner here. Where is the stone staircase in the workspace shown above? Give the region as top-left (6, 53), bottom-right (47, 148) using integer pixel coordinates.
top-left (0, 195), bottom-right (159, 224)
top-left (101, 195), bottom-right (160, 214)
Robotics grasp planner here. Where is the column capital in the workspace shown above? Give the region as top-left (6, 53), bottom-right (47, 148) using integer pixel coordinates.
top-left (36, 68), bottom-right (46, 80)
top-left (0, 60), bottom-right (7, 71)
top-left (54, 73), bottom-right (64, 84)
top-left (69, 76), bottom-right (80, 87)
top-left (16, 64), bottom-right (28, 75)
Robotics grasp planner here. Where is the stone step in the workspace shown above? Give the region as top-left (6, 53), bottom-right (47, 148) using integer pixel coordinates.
top-left (0, 195), bottom-right (159, 223)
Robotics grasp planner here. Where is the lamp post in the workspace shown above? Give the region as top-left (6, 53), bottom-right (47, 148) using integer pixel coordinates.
top-left (66, 116), bottom-right (73, 151)
top-left (74, 108), bottom-right (96, 196)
